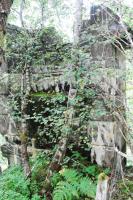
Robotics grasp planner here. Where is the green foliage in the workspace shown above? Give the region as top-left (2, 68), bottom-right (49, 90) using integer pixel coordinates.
top-left (53, 168), bottom-right (96, 200)
top-left (63, 151), bottom-right (111, 177)
top-left (28, 92), bottom-right (67, 147)
top-left (0, 164), bottom-right (47, 200)
top-left (6, 25), bottom-right (71, 72)
top-left (61, 168), bottom-right (80, 182)
top-left (30, 152), bottom-right (50, 190)
top-left (112, 179), bottom-right (133, 200)
top-left (0, 166), bottom-right (30, 200)
top-left (79, 177), bottom-right (96, 198)
top-left (62, 151), bottom-right (89, 170)
top-left (84, 165), bottom-right (99, 177)
top-left (27, 85), bottom-right (97, 149)
top-left (0, 152), bottom-right (111, 200)
top-left (53, 181), bottom-right (79, 200)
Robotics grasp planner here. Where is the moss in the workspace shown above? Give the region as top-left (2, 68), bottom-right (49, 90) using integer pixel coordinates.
top-left (31, 92), bottom-right (67, 100)
top-left (0, 31), bottom-right (5, 48)
top-left (20, 132), bottom-right (28, 143)
top-left (31, 92), bottom-right (56, 98)
top-left (98, 173), bottom-right (108, 181)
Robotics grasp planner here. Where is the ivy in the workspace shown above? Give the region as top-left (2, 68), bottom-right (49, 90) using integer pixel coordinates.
top-left (6, 25), bottom-right (71, 72)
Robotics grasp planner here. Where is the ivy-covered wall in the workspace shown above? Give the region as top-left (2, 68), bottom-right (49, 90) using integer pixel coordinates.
top-left (2, 24), bottom-right (96, 165)
top-left (6, 24), bottom-right (71, 71)
top-left (1, 5), bottom-right (130, 168)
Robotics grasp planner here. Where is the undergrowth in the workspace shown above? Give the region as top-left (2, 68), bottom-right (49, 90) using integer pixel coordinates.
top-left (0, 152), bottom-right (111, 200)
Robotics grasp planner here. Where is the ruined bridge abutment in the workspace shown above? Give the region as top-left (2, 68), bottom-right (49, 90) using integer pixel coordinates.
top-left (0, 4), bottom-right (131, 168)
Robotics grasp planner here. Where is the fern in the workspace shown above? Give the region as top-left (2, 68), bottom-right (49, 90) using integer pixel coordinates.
top-left (53, 181), bottom-right (79, 200)
top-left (84, 165), bottom-right (98, 177)
top-left (61, 169), bottom-right (80, 183)
top-left (78, 177), bottom-right (96, 198)
top-left (53, 169), bottom-right (96, 200)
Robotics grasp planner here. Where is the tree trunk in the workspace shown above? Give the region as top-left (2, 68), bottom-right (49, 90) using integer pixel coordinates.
top-left (19, 0), bottom-right (25, 27)
top-left (0, 0), bottom-right (13, 69)
top-left (40, 0), bottom-right (83, 198)
top-left (73, 0), bottom-right (83, 46)
top-left (40, 136), bottom-right (68, 197)
top-left (40, 89), bottom-right (76, 197)
top-left (20, 65), bottom-right (31, 177)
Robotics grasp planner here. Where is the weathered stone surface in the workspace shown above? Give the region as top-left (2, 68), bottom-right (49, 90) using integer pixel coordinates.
top-left (80, 5), bottom-right (127, 167)
top-left (88, 121), bottom-right (115, 166)
top-left (0, 95), bottom-right (8, 114)
top-left (96, 174), bottom-right (109, 200)
top-left (0, 73), bottom-right (9, 94)
top-left (1, 143), bottom-right (21, 166)
top-left (0, 115), bottom-right (8, 135)
top-left (0, 5), bottom-right (129, 168)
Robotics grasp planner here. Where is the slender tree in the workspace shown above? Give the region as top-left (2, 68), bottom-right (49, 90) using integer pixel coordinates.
top-left (0, 0), bottom-right (13, 70)
top-left (73, 0), bottom-right (83, 46)
top-left (40, 0), bottom-right (83, 198)
top-left (19, 0), bottom-right (25, 27)
top-left (20, 64), bottom-right (31, 177)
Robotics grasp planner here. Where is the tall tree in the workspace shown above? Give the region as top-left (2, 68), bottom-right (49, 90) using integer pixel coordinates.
top-left (20, 64), bottom-right (31, 177)
top-left (0, 0), bottom-right (13, 70)
top-left (19, 0), bottom-right (25, 27)
top-left (73, 0), bottom-right (83, 46)
top-left (40, 0), bottom-right (83, 198)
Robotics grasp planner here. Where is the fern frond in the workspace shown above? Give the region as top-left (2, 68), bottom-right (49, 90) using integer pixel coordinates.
top-left (61, 169), bottom-right (80, 183)
top-left (53, 181), bottom-right (79, 200)
top-left (78, 177), bottom-right (96, 198)
top-left (53, 169), bottom-right (96, 200)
